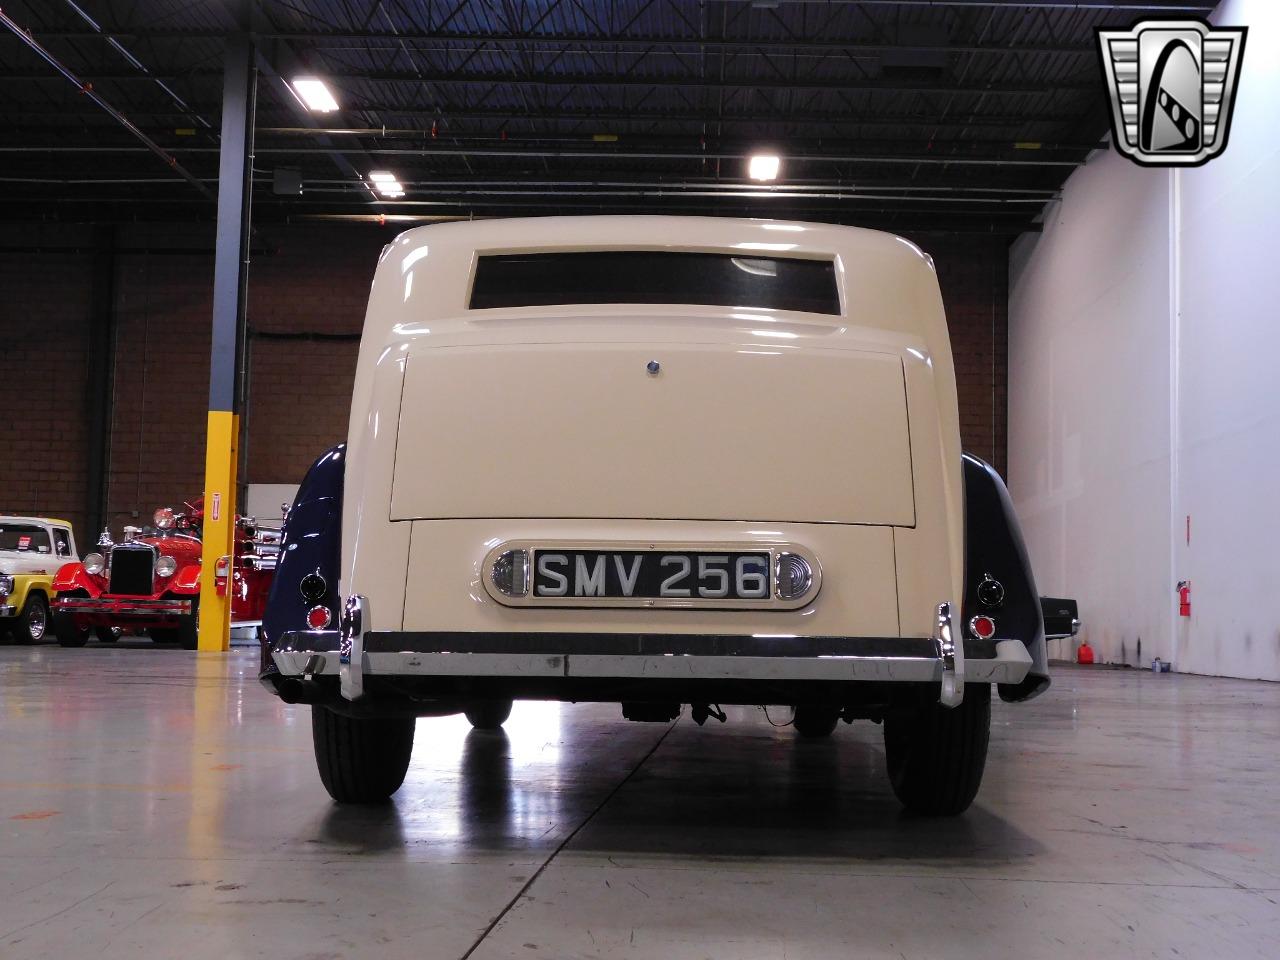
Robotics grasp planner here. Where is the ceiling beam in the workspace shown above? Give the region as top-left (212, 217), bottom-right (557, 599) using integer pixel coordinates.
top-left (0, 69), bottom-right (1096, 96)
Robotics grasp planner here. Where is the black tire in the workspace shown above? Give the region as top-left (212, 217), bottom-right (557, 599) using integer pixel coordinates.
top-left (51, 593), bottom-right (89, 647)
top-left (95, 626), bottom-right (119, 643)
top-left (14, 592), bottom-right (50, 644)
top-left (793, 705), bottom-right (840, 739)
top-left (883, 683), bottom-right (991, 816)
top-left (149, 628), bottom-right (178, 645)
top-left (175, 611), bottom-right (199, 650)
top-left (464, 699), bottom-right (513, 731)
top-left (312, 706), bottom-right (415, 803)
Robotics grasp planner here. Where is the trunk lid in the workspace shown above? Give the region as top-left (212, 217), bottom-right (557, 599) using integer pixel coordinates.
top-left (390, 340), bottom-right (915, 526)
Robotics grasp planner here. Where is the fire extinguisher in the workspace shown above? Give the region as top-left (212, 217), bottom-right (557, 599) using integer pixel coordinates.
top-left (1176, 580), bottom-right (1191, 617)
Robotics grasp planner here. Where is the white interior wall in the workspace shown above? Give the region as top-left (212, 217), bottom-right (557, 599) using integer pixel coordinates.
top-left (1009, 0), bottom-right (1280, 680)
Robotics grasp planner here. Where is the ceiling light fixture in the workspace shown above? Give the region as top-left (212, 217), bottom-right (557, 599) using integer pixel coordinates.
top-left (289, 77), bottom-right (340, 112)
top-left (368, 171), bottom-right (405, 197)
top-left (748, 153), bottom-right (781, 182)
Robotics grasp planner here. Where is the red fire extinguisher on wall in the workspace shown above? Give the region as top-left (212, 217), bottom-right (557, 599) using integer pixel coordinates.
top-left (1177, 580), bottom-right (1191, 617)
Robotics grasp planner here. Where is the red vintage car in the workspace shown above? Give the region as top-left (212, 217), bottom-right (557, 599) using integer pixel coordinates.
top-left (50, 499), bottom-right (280, 649)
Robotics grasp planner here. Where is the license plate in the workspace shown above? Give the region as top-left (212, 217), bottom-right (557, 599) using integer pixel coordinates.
top-left (532, 550), bottom-right (771, 601)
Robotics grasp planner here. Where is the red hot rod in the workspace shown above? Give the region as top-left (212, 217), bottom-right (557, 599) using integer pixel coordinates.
top-left (50, 499), bottom-right (280, 649)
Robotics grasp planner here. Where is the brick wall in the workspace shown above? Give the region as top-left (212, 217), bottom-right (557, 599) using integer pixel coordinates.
top-left (0, 221), bottom-right (1009, 544)
top-left (0, 224), bottom-right (95, 542)
top-left (925, 235), bottom-right (1009, 477)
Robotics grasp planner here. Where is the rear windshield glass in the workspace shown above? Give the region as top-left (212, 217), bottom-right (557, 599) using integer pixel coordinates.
top-left (469, 251), bottom-right (840, 315)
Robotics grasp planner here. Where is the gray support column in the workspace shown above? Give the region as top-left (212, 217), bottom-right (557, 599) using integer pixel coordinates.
top-left (198, 30), bottom-right (256, 652)
top-left (209, 32), bottom-right (256, 417)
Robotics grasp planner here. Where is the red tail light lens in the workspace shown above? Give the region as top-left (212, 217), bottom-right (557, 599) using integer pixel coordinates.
top-left (307, 605), bottom-right (332, 629)
top-left (969, 615), bottom-right (996, 640)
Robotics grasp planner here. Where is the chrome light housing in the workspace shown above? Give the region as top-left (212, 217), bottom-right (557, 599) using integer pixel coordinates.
top-left (153, 507), bottom-right (176, 530)
top-left (0, 574), bottom-right (13, 598)
top-left (774, 552), bottom-right (813, 601)
top-left (83, 552), bottom-right (106, 575)
top-left (490, 549), bottom-right (530, 597)
top-left (155, 555), bottom-right (178, 578)
top-left (299, 571), bottom-right (327, 603)
top-left (976, 573), bottom-right (1005, 609)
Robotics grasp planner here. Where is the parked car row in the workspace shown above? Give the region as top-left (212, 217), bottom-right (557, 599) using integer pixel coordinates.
top-left (0, 503), bottom-right (280, 649)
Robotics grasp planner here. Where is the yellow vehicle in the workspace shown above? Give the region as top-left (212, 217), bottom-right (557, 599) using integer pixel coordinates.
top-left (0, 517), bottom-right (78, 644)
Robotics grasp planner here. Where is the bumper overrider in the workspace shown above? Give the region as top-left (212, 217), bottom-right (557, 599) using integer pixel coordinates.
top-left (269, 596), bottom-right (1033, 708)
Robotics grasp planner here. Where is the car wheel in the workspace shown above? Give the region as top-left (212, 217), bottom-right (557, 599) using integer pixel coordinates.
top-left (52, 601), bottom-right (90, 648)
top-left (464, 699), bottom-right (513, 731)
top-left (149, 628), bottom-right (178, 645)
top-left (15, 593), bottom-right (50, 644)
top-left (792, 705), bottom-right (840, 739)
top-left (883, 683), bottom-right (991, 816)
top-left (95, 626), bottom-right (119, 643)
top-left (312, 706), bottom-right (415, 803)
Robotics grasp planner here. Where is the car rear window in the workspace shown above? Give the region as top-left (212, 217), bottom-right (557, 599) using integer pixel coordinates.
top-left (469, 251), bottom-right (840, 315)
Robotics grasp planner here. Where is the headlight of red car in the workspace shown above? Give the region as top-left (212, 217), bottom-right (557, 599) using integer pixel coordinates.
top-left (83, 552), bottom-right (106, 575)
top-left (155, 555), bottom-right (178, 578)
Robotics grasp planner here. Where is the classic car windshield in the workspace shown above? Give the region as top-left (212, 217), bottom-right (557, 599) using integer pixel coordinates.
top-left (0, 524), bottom-right (53, 554)
top-left (468, 251), bottom-right (840, 314)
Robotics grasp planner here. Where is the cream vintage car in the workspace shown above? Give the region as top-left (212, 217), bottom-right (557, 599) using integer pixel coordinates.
top-left (260, 216), bottom-right (1051, 815)
top-left (0, 516), bottom-right (78, 644)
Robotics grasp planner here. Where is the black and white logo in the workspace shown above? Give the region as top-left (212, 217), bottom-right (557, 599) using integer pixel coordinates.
top-left (1097, 19), bottom-right (1246, 167)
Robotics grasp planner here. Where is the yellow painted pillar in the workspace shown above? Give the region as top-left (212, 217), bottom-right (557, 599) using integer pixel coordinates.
top-left (198, 412), bottom-right (239, 652)
top-left (198, 27), bottom-right (255, 653)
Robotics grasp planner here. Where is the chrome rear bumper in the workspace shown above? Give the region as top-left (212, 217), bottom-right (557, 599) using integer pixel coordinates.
top-left (271, 597), bottom-right (1032, 707)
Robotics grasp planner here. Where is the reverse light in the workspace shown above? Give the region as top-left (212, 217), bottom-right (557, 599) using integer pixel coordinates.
top-left (83, 552), bottom-right (105, 575)
top-left (976, 573), bottom-right (1005, 608)
top-left (155, 555), bottom-right (177, 578)
top-left (299, 571), bottom-right (327, 603)
top-left (969, 615), bottom-right (997, 641)
top-left (290, 77), bottom-right (339, 112)
top-left (306, 605), bottom-right (332, 629)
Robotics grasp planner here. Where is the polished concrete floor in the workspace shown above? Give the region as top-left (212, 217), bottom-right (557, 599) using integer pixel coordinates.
top-left (1, 647), bottom-right (1278, 959)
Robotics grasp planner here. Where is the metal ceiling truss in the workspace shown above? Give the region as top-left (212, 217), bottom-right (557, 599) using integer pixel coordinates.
top-left (0, 0), bottom-right (1216, 231)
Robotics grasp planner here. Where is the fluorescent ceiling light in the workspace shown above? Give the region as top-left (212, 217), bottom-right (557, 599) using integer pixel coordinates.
top-left (368, 171), bottom-right (405, 197)
top-left (748, 153), bottom-right (781, 182)
top-left (290, 77), bottom-right (339, 112)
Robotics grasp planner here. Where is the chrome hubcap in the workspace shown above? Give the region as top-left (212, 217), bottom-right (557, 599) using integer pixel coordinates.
top-left (28, 604), bottom-right (46, 640)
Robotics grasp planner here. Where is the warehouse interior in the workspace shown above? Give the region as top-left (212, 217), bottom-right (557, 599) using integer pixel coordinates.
top-left (1, 1), bottom-right (1278, 958)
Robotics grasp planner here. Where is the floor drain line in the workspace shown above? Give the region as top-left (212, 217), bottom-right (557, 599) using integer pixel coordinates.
top-left (458, 720), bottom-right (678, 959)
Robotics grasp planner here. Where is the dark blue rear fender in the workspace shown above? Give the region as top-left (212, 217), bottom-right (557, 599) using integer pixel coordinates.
top-left (961, 454), bottom-right (1051, 702)
top-left (260, 443), bottom-right (345, 676)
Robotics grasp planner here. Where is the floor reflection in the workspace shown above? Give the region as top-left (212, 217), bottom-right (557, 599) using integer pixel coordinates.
top-left (301, 701), bottom-right (1042, 866)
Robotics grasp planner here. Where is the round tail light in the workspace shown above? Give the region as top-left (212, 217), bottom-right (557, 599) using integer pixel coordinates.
top-left (969, 615), bottom-right (997, 640)
top-left (307, 605), bottom-right (332, 630)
